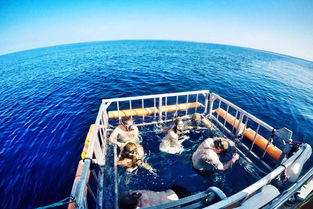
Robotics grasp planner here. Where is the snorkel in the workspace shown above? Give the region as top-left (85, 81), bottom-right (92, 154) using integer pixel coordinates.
top-left (121, 116), bottom-right (134, 131)
top-left (125, 121), bottom-right (134, 131)
top-left (213, 138), bottom-right (230, 154)
top-left (213, 138), bottom-right (237, 155)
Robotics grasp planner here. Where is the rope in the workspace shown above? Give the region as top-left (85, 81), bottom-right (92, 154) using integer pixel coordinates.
top-left (34, 196), bottom-right (75, 209)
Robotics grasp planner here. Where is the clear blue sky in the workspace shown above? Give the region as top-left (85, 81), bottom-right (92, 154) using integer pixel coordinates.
top-left (1, 0), bottom-right (313, 61)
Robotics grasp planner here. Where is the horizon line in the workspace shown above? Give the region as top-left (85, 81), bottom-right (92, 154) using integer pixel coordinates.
top-left (1, 39), bottom-right (312, 63)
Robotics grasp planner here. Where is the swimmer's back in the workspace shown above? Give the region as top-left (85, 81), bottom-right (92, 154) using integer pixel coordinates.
top-left (136, 189), bottom-right (179, 208)
top-left (192, 138), bottom-right (223, 171)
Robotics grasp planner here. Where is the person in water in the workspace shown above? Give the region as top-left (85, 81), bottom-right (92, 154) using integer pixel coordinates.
top-left (109, 116), bottom-right (139, 147)
top-left (188, 113), bottom-right (214, 130)
top-left (119, 185), bottom-right (189, 209)
top-left (159, 118), bottom-right (189, 154)
top-left (192, 137), bottom-right (239, 173)
top-left (117, 142), bottom-right (156, 175)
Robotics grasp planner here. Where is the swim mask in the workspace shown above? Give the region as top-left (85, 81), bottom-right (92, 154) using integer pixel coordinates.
top-left (214, 138), bottom-right (229, 152)
top-left (124, 121), bottom-right (134, 131)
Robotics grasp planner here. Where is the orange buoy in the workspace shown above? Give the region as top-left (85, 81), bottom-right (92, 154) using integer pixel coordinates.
top-left (108, 102), bottom-right (201, 118)
top-left (244, 128), bottom-right (282, 160)
top-left (215, 108), bottom-right (245, 131)
top-left (81, 125), bottom-right (95, 159)
top-left (215, 108), bottom-right (282, 160)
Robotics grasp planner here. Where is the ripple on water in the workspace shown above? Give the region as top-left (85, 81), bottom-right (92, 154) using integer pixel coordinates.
top-left (0, 40), bottom-right (313, 209)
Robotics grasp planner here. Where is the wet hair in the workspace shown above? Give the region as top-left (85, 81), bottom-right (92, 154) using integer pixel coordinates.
top-left (173, 118), bottom-right (183, 134)
top-left (122, 142), bottom-right (138, 166)
top-left (174, 118), bottom-right (182, 126)
top-left (119, 193), bottom-right (140, 209)
top-left (122, 116), bottom-right (132, 125)
top-left (192, 113), bottom-right (202, 122)
top-left (190, 113), bottom-right (202, 128)
top-left (213, 138), bottom-right (229, 153)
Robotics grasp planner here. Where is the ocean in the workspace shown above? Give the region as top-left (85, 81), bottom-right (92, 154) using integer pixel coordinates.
top-left (0, 40), bottom-right (312, 209)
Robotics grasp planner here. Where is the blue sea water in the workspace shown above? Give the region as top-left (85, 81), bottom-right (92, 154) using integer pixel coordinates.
top-left (0, 40), bottom-right (313, 209)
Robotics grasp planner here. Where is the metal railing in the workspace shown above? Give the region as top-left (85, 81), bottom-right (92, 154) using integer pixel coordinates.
top-left (70, 90), bottom-right (309, 209)
top-left (70, 90), bottom-right (210, 209)
top-left (102, 90), bottom-right (210, 126)
top-left (208, 93), bottom-right (294, 171)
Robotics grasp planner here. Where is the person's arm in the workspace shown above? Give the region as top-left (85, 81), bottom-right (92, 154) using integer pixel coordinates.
top-left (117, 158), bottom-right (133, 167)
top-left (138, 161), bottom-right (158, 176)
top-left (218, 153), bottom-right (239, 171)
top-left (117, 146), bottom-right (133, 167)
top-left (108, 127), bottom-right (123, 147)
top-left (160, 126), bottom-right (171, 132)
top-left (168, 129), bottom-right (178, 139)
top-left (131, 125), bottom-right (139, 138)
top-left (201, 118), bottom-right (213, 129)
top-left (136, 145), bottom-right (145, 159)
top-left (167, 130), bottom-right (184, 145)
top-left (178, 135), bottom-right (189, 143)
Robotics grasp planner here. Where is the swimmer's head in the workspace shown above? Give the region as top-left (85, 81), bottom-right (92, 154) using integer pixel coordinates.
top-left (122, 117), bottom-right (134, 130)
top-left (191, 113), bottom-right (202, 127)
top-left (213, 137), bottom-right (230, 153)
top-left (119, 192), bottom-right (142, 209)
top-left (174, 118), bottom-right (184, 131)
top-left (122, 142), bottom-right (138, 164)
top-left (124, 142), bottom-right (137, 154)
top-left (192, 113), bottom-right (202, 122)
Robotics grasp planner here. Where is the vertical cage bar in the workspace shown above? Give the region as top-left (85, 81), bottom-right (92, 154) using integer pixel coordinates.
top-left (153, 97), bottom-right (156, 119)
top-left (185, 94), bottom-right (189, 115)
top-left (208, 93), bottom-right (214, 117)
top-left (142, 99), bottom-right (145, 123)
top-left (195, 93), bottom-right (199, 113)
top-left (129, 100), bottom-right (133, 120)
top-left (262, 134), bottom-right (273, 158)
top-left (223, 104), bottom-right (230, 127)
top-left (231, 110), bottom-right (239, 134)
top-left (99, 116), bottom-right (105, 146)
top-left (235, 112), bottom-right (244, 138)
top-left (203, 92), bottom-right (209, 114)
top-left (117, 101), bottom-right (121, 124)
top-left (86, 183), bottom-right (101, 209)
top-left (250, 124), bottom-right (260, 152)
top-left (91, 169), bottom-right (101, 188)
top-left (158, 97), bottom-right (163, 121)
top-left (239, 116), bottom-right (249, 141)
top-left (175, 96), bottom-right (179, 117)
top-left (114, 145), bottom-right (118, 209)
top-left (165, 96), bottom-right (168, 120)
top-left (216, 100), bottom-right (222, 121)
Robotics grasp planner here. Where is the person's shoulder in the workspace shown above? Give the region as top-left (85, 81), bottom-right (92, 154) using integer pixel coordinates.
top-left (168, 128), bottom-right (178, 136)
top-left (205, 137), bottom-right (214, 142)
top-left (165, 190), bottom-right (179, 200)
top-left (115, 125), bottom-right (124, 130)
top-left (132, 125), bottom-right (139, 131)
top-left (136, 143), bottom-right (144, 150)
top-left (201, 138), bottom-right (214, 146)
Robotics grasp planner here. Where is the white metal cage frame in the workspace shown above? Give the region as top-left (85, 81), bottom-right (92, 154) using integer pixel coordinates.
top-left (70, 90), bottom-right (311, 209)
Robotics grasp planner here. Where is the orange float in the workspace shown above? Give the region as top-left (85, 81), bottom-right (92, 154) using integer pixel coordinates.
top-left (108, 102), bottom-right (201, 118)
top-left (215, 108), bottom-right (246, 131)
top-left (215, 108), bottom-right (282, 160)
top-left (243, 128), bottom-right (282, 160)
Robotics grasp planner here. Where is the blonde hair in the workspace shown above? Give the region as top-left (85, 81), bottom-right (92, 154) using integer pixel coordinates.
top-left (124, 142), bottom-right (138, 166)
